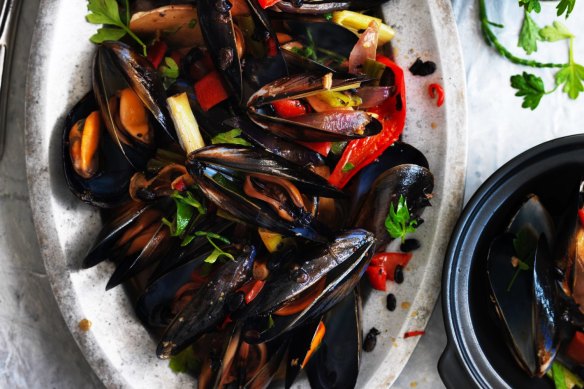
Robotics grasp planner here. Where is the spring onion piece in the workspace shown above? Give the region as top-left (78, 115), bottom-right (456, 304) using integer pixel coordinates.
top-left (331, 11), bottom-right (395, 45)
top-left (363, 59), bottom-right (387, 82)
top-left (313, 91), bottom-right (362, 108)
top-left (167, 93), bottom-right (205, 154)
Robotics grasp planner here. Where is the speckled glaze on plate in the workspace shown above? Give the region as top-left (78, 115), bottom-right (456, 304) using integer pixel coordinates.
top-left (24, 0), bottom-right (466, 387)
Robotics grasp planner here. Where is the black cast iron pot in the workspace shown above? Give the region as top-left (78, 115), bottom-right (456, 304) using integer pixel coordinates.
top-left (439, 135), bottom-right (584, 388)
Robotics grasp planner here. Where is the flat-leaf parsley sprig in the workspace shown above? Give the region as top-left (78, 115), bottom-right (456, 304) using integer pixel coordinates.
top-left (86, 0), bottom-right (147, 56)
top-left (384, 195), bottom-right (418, 243)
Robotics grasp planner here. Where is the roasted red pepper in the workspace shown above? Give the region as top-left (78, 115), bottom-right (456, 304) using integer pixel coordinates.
top-left (194, 70), bottom-right (230, 111)
top-left (428, 83), bottom-right (445, 107)
top-left (372, 252), bottom-right (413, 282)
top-left (258, 0), bottom-right (282, 9)
top-left (404, 330), bottom-right (425, 339)
top-left (566, 331), bottom-right (584, 365)
top-left (147, 41), bottom-right (168, 69)
top-left (366, 265), bottom-right (388, 291)
top-left (366, 252), bottom-right (413, 290)
top-left (297, 141), bottom-right (332, 156)
top-left (578, 209), bottom-right (584, 227)
top-left (272, 99), bottom-right (307, 118)
top-left (328, 54), bottom-right (406, 188)
top-left (237, 279), bottom-right (266, 304)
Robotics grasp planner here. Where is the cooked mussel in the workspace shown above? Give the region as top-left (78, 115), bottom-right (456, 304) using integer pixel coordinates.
top-left (272, 0), bottom-right (390, 14)
top-left (93, 41), bottom-right (177, 168)
top-left (487, 195), bottom-right (560, 377)
top-left (354, 164), bottom-right (434, 250)
top-left (247, 72), bottom-right (382, 141)
top-left (63, 93), bottom-right (135, 207)
top-left (235, 229), bottom-right (374, 344)
top-left (157, 244), bottom-right (256, 358)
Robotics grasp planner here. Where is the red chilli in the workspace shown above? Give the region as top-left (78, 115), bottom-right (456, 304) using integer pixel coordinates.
top-left (428, 83), bottom-right (444, 107)
top-left (404, 330), bottom-right (425, 339)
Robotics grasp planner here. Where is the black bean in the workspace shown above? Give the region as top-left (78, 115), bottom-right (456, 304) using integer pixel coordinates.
top-left (386, 293), bottom-right (397, 311)
top-left (409, 58), bottom-right (437, 76)
top-left (363, 327), bottom-right (381, 352)
top-left (400, 239), bottom-right (421, 252)
top-left (394, 265), bottom-right (404, 284)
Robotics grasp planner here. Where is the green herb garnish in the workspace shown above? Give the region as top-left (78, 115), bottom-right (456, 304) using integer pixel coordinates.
top-left (557, 0), bottom-right (577, 17)
top-left (189, 231), bottom-right (234, 263)
top-left (341, 162), bottom-right (355, 173)
top-left (211, 129), bottom-right (252, 146)
top-left (162, 190), bottom-right (206, 238)
top-left (384, 195), bottom-right (418, 243)
top-left (86, 0), bottom-right (147, 56)
top-left (267, 314), bottom-right (275, 329)
top-left (518, 11), bottom-right (541, 55)
top-left (510, 72), bottom-right (547, 110)
top-left (159, 57), bottom-right (179, 88)
top-left (519, 0), bottom-right (541, 13)
top-left (507, 227), bottom-right (537, 291)
top-left (188, 19), bottom-right (197, 28)
top-left (169, 346), bottom-right (200, 374)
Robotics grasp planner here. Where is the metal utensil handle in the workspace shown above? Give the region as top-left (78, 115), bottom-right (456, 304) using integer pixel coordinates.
top-left (0, 0), bottom-right (22, 161)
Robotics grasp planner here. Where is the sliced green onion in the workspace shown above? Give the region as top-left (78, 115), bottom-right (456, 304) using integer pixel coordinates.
top-left (167, 93), bottom-right (205, 154)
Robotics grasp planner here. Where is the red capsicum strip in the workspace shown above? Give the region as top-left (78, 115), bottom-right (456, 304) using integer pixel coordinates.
top-left (258, 0), bottom-right (281, 8)
top-left (297, 141), bottom-right (332, 157)
top-left (272, 99), bottom-right (307, 118)
top-left (194, 70), bottom-right (230, 112)
top-left (578, 209), bottom-right (584, 227)
top-left (366, 252), bottom-right (413, 291)
top-left (404, 330), bottom-right (425, 338)
top-left (328, 54), bottom-right (406, 188)
top-left (428, 83), bottom-right (445, 107)
top-left (146, 41), bottom-right (168, 69)
top-left (566, 330), bottom-right (584, 365)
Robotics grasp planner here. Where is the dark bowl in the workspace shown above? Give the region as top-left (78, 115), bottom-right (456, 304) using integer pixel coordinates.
top-left (438, 135), bottom-right (584, 388)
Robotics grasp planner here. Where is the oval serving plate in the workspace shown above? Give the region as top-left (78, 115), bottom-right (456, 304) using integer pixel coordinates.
top-left (24, 0), bottom-right (466, 387)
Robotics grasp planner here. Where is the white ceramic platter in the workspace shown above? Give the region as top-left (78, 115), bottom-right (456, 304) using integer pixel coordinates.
top-left (25, 0), bottom-right (466, 387)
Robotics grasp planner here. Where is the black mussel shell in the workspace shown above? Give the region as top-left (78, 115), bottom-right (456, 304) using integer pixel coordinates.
top-left (157, 244), bottom-right (256, 358)
top-left (236, 229), bottom-right (374, 343)
top-left (306, 288), bottom-right (362, 389)
top-left (187, 144), bottom-right (343, 197)
top-left (354, 164), bottom-right (434, 251)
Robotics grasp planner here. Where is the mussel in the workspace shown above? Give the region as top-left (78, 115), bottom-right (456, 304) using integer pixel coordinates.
top-left (234, 229), bottom-right (374, 343)
top-left (63, 93), bottom-right (135, 207)
top-left (247, 72), bottom-right (382, 142)
top-left (487, 195), bottom-right (560, 377)
top-left (93, 41), bottom-right (177, 168)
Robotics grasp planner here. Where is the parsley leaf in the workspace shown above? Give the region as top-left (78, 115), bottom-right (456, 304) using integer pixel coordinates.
top-left (169, 347), bottom-right (200, 374)
top-left (86, 0), bottom-right (147, 55)
top-left (510, 72), bottom-right (546, 110)
top-left (557, 0), bottom-right (576, 18)
top-left (518, 0), bottom-right (541, 13)
top-left (384, 195), bottom-right (419, 243)
top-left (507, 227), bottom-right (537, 291)
top-left (211, 129), bottom-right (252, 146)
top-left (189, 231), bottom-right (234, 263)
top-left (539, 21), bottom-right (574, 42)
top-left (518, 11), bottom-right (541, 54)
top-left (163, 190), bottom-right (206, 238)
top-left (160, 57), bottom-right (179, 79)
top-left (341, 162), bottom-right (355, 173)
top-left (556, 61), bottom-right (584, 99)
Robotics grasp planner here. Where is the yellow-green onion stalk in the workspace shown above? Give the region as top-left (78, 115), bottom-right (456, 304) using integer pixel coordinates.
top-left (167, 93), bottom-right (205, 154)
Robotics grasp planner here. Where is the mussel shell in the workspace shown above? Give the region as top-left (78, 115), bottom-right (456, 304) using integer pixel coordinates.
top-left (284, 318), bottom-right (324, 388)
top-left (93, 41), bottom-right (175, 168)
top-left (281, 20), bottom-right (358, 60)
top-left (348, 141), bottom-right (429, 220)
top-left (273, 0), bottom-right (389, 14)
top-left (187, 144), bottom-right (343, 198)
top-left (306, 289), bottom-right (362, 389)
top-left (63, 93), bottom-right (135, 208)
top-left (135, 247), bottom-right (217, 328)
top-left (354, 164), bottom-right (434, 250)
top-left (190, 169), bottom-right (330, 242)
top-left (487, 233), bottom-right (560, 377)
top-left (237, 229), bottom-right (374, 343)
top-left (507, 194), bottom-right (555, 249)
top-left (157, 244), bottom-right (256, 358)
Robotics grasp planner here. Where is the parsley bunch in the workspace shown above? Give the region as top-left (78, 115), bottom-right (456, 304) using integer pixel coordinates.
top-left (480, 0), bottom-right (583, 109)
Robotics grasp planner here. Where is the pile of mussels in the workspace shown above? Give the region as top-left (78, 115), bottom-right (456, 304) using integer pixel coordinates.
top-left (487, 183), bottom-right (584, 384)
top-left (63, 0), bottom-right (435, 387)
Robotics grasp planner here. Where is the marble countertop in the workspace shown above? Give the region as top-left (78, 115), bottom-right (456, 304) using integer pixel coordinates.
top-left (2, 1), bottom-right (583, 387)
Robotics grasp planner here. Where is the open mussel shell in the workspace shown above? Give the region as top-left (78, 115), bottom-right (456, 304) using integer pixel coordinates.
top-left (93, 41), bottom-right (176, 168)
top-left (306, 288), bottom-right (362, 389)
top-left (235, 229), bottom-right (374, 344)
top-left (507, 194), bottom-right (555, 249)
top-left (487, 233), bottom-right (560, 377)
top-left (247, 72), bottom-right (381, 142)
top-left (136, 246), bottom-right (220, 328)
top-left (157, 244), bottom-right (256, 358)
top-left (354, 164), bottom-right (434, 250)
top-left (187, 144), bottom-right (342, 197)
top-left (273, 0), bottom-right (389, 14)
top-left (189, 168), bottom-right (330, 242)
top-left (63, 93), bottom-right (135, 208)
